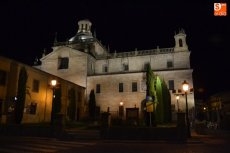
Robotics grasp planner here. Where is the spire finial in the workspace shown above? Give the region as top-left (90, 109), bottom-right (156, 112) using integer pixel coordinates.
top-left (42, 49), bottom-right (46, 57)
top-left (33, 57), bottom-right (39, 65)
top-left (94, 30), bottom-right (97, 38)
top-left (108, 45), bottom-right (110, 52)
top-left (54, 32), bottom-right (58, 45)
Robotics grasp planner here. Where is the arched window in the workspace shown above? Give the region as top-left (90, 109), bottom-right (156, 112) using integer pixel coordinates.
top-left (179, 39), bottom-right (183, 47)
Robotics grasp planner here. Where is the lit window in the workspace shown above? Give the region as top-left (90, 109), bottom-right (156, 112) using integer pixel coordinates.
top-left (58, 57), bottom-right (69, 69)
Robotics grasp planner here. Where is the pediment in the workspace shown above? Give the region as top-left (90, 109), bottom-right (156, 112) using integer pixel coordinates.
top-left (40, 46), bottom-right (87, 62)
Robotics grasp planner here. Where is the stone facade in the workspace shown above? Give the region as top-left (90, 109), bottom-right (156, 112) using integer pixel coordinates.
top-left (0, 56), bottom-right (85, 124)
top-left (35, 19), bottom-right (195, 121)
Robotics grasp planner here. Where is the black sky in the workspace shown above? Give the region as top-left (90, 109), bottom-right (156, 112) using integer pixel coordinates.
top-left (0, 0), bottom-right (229, 98)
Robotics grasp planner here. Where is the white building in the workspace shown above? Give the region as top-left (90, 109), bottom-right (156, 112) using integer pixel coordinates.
top-left (35, 19), bottom-right (194, 121)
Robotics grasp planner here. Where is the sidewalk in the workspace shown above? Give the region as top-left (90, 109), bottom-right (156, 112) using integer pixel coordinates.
top-left (188, 128), bottom-right (230, 144)
top-left (187, 129), bottom-right (209, 144)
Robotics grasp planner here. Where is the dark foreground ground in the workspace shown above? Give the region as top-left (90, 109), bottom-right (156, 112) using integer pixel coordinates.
top-left (1, 121), bottom-right (230, 153)
top-left (0, 129), bottom-right (230, 153)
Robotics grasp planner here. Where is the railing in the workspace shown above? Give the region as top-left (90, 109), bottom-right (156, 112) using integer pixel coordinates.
top-left (53, 40), bottom-right (174, 59)
top-left (110, 48), bottom-right (174, 58)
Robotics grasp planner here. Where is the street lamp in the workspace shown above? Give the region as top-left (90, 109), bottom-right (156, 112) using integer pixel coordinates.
top-left (50, 79), bottom-right (57, 124)
top-left (51, 80), bottom-right (57, 98)
top-left (182, 80), bottom-right (191, 138)
top-left (176, 95), bottom-right (180, 112)
top-left (119, 101), bottom-right (124, 118)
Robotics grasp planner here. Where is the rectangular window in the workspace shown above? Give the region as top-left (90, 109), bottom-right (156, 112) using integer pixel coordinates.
top-left (96, 84), bottom-right (101, 93)
top-left (103, 65), bottom-right (108, 72)
top-left (123, 64), bottom-right (129, 71)
top-left (0, 70), bottom-right (7, 86)
top-left (144, 63), bottom-right (150, 71)
top-left (119, 83), bottom-right (123, 92)
top-left (58, 57), bottom-right (69, 69)
top-left (32, 79), bottom-right (39, 92)
top-left (25, 102), bottom-right (37, 114)
top-left (30, 102), bottom-right (37, 114)
top-left (168, 80), bottom-right (174, 90)
top-left (167, 61), bottom-right (173, 68)
top-left (132, 82), bottom-right (137, 92)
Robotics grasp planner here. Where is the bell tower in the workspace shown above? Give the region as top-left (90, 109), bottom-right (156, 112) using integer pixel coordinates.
top-left (174, 29), bottom-right (188, 52)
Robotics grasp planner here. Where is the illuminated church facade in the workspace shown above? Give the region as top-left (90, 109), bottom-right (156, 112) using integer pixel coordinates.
top-left (35, 19), bottom-right (194, 121)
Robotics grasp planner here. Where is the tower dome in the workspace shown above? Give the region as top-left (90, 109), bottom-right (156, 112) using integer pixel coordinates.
top-left (69, 19), bottom-right (94, 42)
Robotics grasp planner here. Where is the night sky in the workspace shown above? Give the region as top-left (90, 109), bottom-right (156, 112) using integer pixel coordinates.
top-left (0, 0), bottom-right (229, 98)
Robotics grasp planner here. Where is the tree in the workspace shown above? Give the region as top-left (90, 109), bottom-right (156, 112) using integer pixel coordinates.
top-left (88, 89), bottom-right (96, 120)
top-left (145, 64), bottom-right (158, 126)
top-left (51, 85), bottom-right (62, 124)
top-left (14, 66), bottom-right (28, 124)
top-left (155, 76), bottom-right (163, 123)
top-left (145, 64), bottom-right (172, 124)
top-left (162, 79), bottom-right (171, 122)
top-left (155, 77), bottom-right (172, 123)
top-left (146, 64), bottom-right (156, 99)
top-left (68, 88), bottom-right (76, 121)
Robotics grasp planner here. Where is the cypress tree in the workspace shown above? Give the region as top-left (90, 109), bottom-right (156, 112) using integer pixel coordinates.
top-left (15, 66), bottom-right (28, 124)
top-left (146, 64), bottom-right (155, 98)
top-left (145, 64), bottom-right (172, 125)
top-left (145, 64), bottom-right (158, 126)
top-left (161, 79), bottom-right (172, 122)
top-left (155, 77), bottom-right (172, 123)
top-left (88, 89), bottom-right (96, 120)
top-left (155, 76), bottom-right (163, 123)
top-left (51, 85), bottom-right (62, 124)
top-left (68, 88), bottom-right (76, 121)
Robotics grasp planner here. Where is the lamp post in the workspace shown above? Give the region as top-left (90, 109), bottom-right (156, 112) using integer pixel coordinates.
top-left (51, 80), bottom-right (57, 97)
top-left (182, 80), bottom-right (191, 138)
top-left (176, 95), bottom-right (180, 112)
top-left (119, 101), bottom-right (124, 118)
top-left (50, 79), bottom-right (57, 124)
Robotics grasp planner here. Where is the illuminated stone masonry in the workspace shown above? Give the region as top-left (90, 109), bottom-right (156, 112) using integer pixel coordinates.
top-left (35, 19), bottom-right (194, 121)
